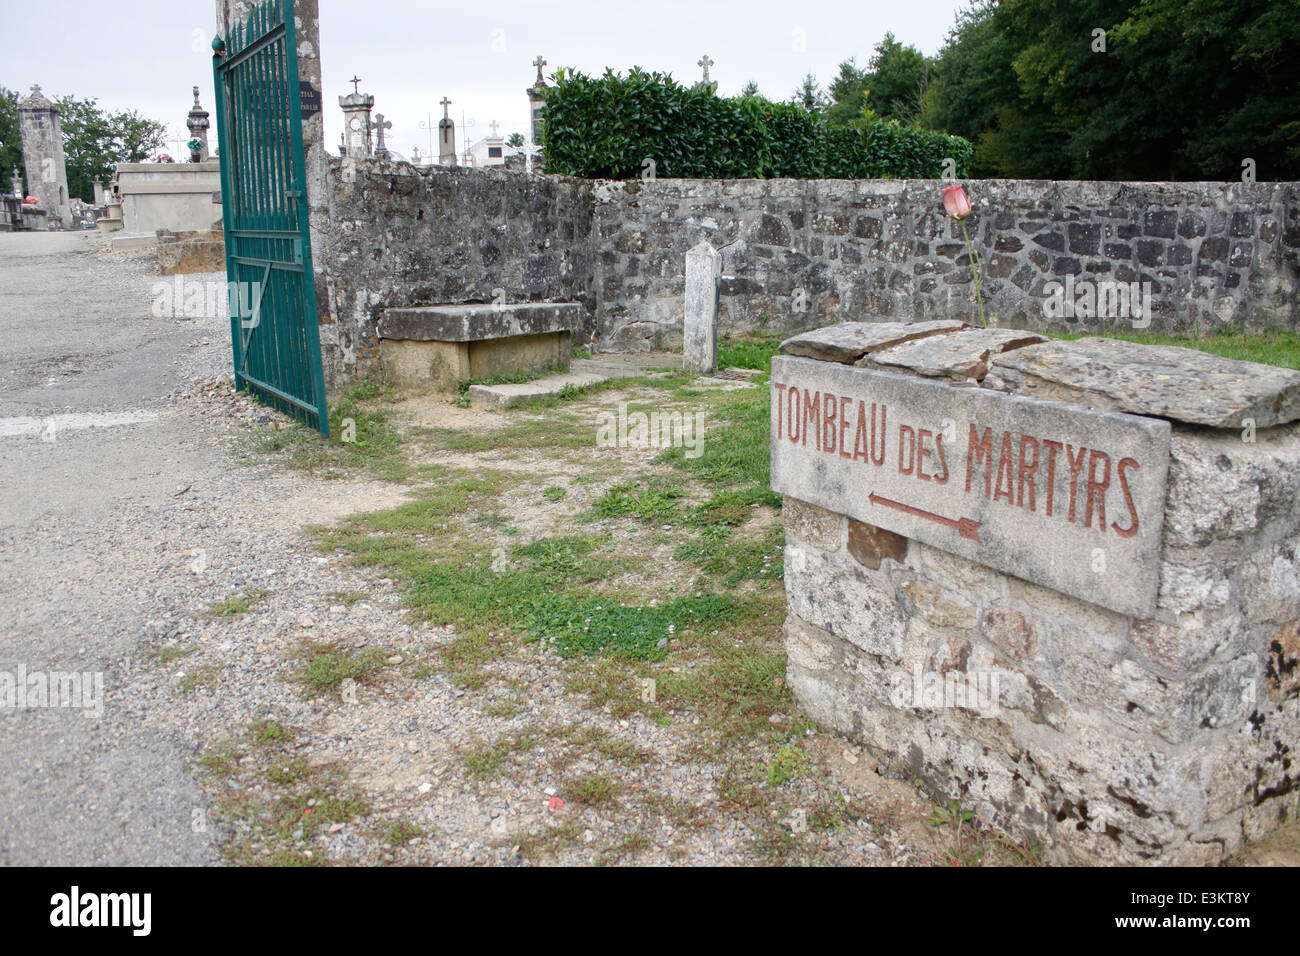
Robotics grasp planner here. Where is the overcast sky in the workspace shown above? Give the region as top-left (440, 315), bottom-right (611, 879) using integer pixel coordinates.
top-left (7, 0), bottom-right (970, 161)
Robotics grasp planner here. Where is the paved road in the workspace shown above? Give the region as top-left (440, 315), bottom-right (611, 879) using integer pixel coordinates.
top-left (0, 232), bottom-right (222, 865)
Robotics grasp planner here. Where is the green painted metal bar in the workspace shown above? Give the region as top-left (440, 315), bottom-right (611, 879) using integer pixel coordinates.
top-left (212, 0), bottom-right (329, 436)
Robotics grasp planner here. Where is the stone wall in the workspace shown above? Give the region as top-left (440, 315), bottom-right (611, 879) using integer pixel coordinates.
top-left (311, 166), bottom-right (1299, 385)
top-left (774, 322), bottom-right (1300, 864)
top-left (590, 179), bottom-right (1300, 351)
top-left (314, 158), bottom-right (594, 385)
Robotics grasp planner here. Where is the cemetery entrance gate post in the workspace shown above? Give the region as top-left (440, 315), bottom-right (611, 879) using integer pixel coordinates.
top-left (212, 0), bottom-right (330, 435)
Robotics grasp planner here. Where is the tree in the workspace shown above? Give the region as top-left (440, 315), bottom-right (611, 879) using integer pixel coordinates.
top-left (740, 80), bottom-right (762, 98)
top-left (791, 74), bottom-right (825, 113)
top-left (864, 32), bottom-right (932, 124)
top-left (922, 0), bottom-right (1300, 180)
top-left (0, 88), bottom-right (22, 194)
top-left (506, 132), bottom-right (525, 148)
top-left (56, 96), bottom-right (165, 201)
top-left (824, 59), bottom-right (870, 127)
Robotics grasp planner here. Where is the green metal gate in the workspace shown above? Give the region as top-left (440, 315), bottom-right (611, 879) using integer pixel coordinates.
top-left (212, 0), bottom-right (329, 435)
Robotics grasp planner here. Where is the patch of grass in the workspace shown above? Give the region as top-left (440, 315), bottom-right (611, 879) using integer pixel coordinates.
top-left (385, 821), bottom-right (424, 846)
top-left (1051, 328), bottom-right (1300, 371)
top-left (156, 646), bottom-right (194, 665)
top-left (717, 334), bottom-right (782, 372)
top-left (585, 476), bottom-right (689, 525)
top-left (247, 719), bottom-right (295, 746)
top-left (674, 522), bottom-right (784, 588)
top-left (766, 744), bottom-right (811, 787)
top-left (252, 378), bottom-right (411, 482)
top-left (520, 592), bottom-right (738, 659)
top-left (598, 831), bottom-right (652, 865)
top-left (462, 727), bottom-right (540, 779)
top-left (515, 820), bottom-right (585, 859)
top-left (203, 588), bottom-right (268, 619)
top-left (178, 663), bottom-right (219, 694)
top-left (568, 773), bottom-right (620, 808)
top-left (641, 791), bottom-right (709, 829)
top-left (542, 485), bottom-right (567, 502)
top-left (197, 739), bottom-right (244, 777)
top-left (328, 590), bottom-right (367, 607)
top-left (300, 642), bottom-right (391, 695)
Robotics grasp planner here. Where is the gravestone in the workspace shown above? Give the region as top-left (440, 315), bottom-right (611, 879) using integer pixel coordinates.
top-left (683, 241), bottom-right (719, 374)
top-left (774, 321), bottom-right (1300, 865)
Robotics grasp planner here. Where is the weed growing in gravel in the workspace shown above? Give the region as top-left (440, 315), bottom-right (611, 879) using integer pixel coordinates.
top-left (462, 727), bottom-right (541, 779)
top-left (178, 663), bottom-right (219, 694)
top-left (203, 588), bottom-right (268, 619)
top-left (248, 719), bottom-right (295, 746)
top-left (767, 744), bottom-right (811, 786)
top-left (328, 590), bottom-right (367, 607)
top-left (384, 821), bottom-right (424, 846)
top-left (251, 379), bottom-right (411, 482)
top-left (300, 642), bottom-right (391, 695)
top-left (155, 646), bottom-right (195, 665)
top-left (569, 773), bottom-right (620, 807)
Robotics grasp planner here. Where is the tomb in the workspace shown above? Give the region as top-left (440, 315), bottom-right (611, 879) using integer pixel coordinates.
top-left (376, 302), bottom-right (584, 392)
top-left (774, 321), bottom-right (1300, 864)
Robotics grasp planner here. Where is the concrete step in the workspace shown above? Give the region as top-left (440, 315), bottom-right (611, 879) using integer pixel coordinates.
top-left (468, 371), bottom-right (610, 409)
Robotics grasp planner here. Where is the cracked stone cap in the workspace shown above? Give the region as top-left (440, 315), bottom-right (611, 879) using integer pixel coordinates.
top-left (780, 322), bottom-right (1300, 429)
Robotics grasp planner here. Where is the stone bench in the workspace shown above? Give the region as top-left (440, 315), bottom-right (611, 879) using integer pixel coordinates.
top-left (774, 321), bottom-right (1300, 864)
top-left (376, 302), bottom-right (583, 392)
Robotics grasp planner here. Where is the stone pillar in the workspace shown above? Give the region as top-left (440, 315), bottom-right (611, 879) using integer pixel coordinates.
top-left (216, 0), bottom-right (331, 360)
top-left (186, 86), bottom-right (211, 162)
top-left (683, 240), bottom-right (720, 373)
top-left (17, 86), bottom-right (72, 229)
top-left (773, 322), bottom-right (1300, 865)
top-left (526, 55), bottom-right (546, 167)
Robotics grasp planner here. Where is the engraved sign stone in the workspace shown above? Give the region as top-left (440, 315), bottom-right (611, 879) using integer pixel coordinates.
top-left (770, 355), bottom-right (1172, 617)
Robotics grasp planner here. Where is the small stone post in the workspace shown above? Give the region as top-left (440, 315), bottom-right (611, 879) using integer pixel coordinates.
top-left (684, 240), bottom-right (720, 374)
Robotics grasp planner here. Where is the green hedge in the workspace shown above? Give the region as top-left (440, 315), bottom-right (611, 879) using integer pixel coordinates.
top-left (540, 68), bottom-right (973, 181)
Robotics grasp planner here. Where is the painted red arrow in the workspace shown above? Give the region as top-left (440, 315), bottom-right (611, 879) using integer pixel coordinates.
top-left (869, 493), bottom-right (982, 543)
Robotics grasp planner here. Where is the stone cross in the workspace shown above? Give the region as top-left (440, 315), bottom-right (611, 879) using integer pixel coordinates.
top-left (698, 55), bottom-right (714, 83)
top-left (683, 240), bottom-right (720, 374)
top-left (489, 120), bottom-right (500, 137)
top-left (350, 76), bottom-right (362, 95)
top-left (371, 113), bottom-right (392, 158)
top-left (440, 97), bottom-right (451, 120)
top-left (533, 55), bottom-right (547, 85)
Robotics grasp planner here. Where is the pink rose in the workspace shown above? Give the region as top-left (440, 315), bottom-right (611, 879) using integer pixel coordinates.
top-left (941, 184), bottom-right (972, 220)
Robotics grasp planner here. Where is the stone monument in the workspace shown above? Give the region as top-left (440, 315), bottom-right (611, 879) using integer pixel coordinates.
top-left (186, 86), bottom-right (211, 162)
top-left (526, 56), bottom-right (546, 150)
top-left (339, 75), bottom-right (374, 158)
top-left (437, 97), bottom-right (456, 167)
top-left (772, 321), bottom-right (1300, 864)
top-left (683, 241), bottom-right (720, 374)
top-left (17, 85), bottom-right (73, 229)
top-left (372, 113), bottom-right (392, 161)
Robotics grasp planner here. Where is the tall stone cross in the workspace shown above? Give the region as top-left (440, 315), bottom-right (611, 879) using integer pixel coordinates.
top-left (440, 97), bottom-right (452, 121)
top-left (489, 120), bottom-right (500, 137)
top-left (533, 55), bottom-right (547, 85)
top-left (371, 113), bottom-right (392, 158)
top-left (698, 55), bottom-right (714, 84)
top-left (350, 76), bottom-right (362, 95)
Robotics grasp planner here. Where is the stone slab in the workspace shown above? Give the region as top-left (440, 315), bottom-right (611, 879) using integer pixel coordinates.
top-left (868, 328), bottom-right (1047, 381)
top-left (987, 338), bottom-right (1300, 428)
top-left (468, 371), bottom-right (609, 409)
top-left (683, 241), bottom-right (719, 374)
top-left (778, 320), bottom-right (966, 364)
top-left (770, 355), bottom-right (1172, 617)
top-left (378, 302), bottom-right (584, 343)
